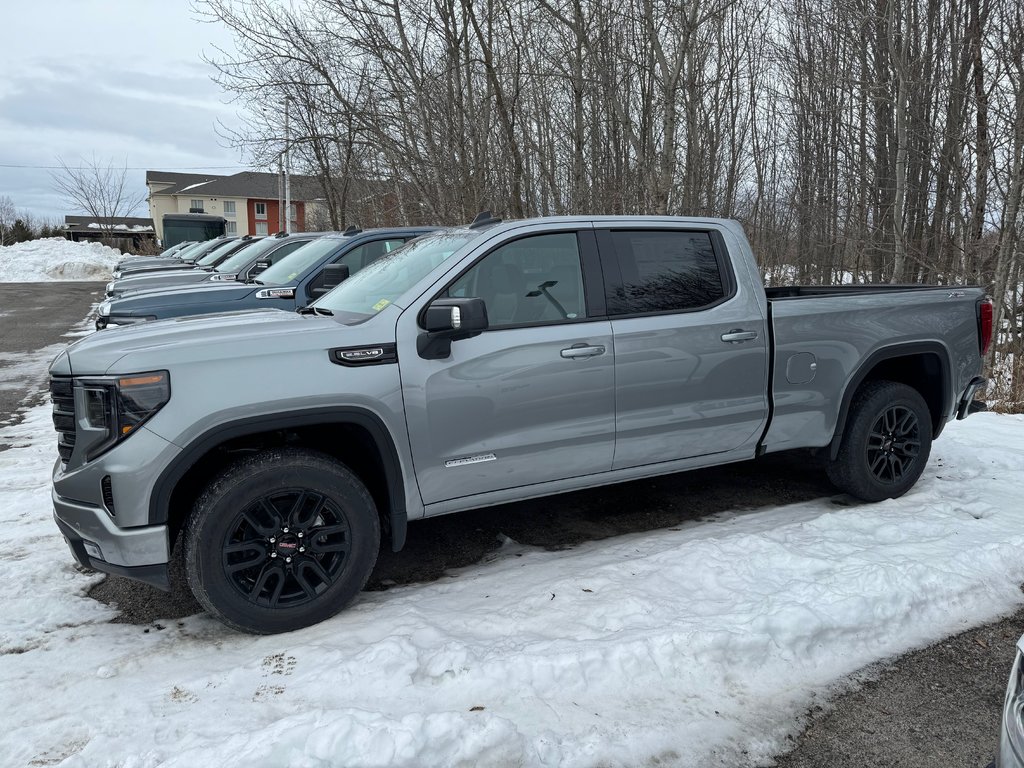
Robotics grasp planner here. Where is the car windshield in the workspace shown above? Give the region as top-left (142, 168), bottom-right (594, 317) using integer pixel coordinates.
top-left (256, 238), bottom-right (343, 285)
top-left (214, 238), bottom-right (278, 273)
top-left (312, 231), bottom-right (475, 320)
top-left (195, 239), bottom-right (243, 267)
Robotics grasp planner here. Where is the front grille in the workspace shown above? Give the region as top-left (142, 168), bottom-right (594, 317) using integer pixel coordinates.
top-left (50, 376), bottom-right (76, 463)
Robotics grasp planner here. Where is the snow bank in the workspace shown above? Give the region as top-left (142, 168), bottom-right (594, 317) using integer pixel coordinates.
top-left (0, 238), bottom-right (125, 282)
top-left (1, 368), bottom-right (1023, 765)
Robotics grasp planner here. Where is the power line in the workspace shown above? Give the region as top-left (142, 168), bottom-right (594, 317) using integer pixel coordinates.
top-left (0, 163), bottom-right (251, 171)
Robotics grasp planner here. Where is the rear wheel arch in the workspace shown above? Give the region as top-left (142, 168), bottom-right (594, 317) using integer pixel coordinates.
top-left (829, 343), bottom-right (951, 460)
top-left (153, 407), bottom-right (408, 555)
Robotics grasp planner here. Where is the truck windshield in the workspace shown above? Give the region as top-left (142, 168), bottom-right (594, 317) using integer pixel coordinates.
top-left (215, 238), bottom-right (277, 273)
top-left (312, 231), bottom-right (475, 320)
top-left (257, 238), bottom-right (343, 285)
top-left (195, 238), bottom-right (243, 267)
top-left (174, 241), bottom-right (208, 261)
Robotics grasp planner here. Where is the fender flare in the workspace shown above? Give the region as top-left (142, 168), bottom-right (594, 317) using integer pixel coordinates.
top-left (150, 406), bottom-right (408, 551)
top-left (828, 341), bottom-right (951, 460)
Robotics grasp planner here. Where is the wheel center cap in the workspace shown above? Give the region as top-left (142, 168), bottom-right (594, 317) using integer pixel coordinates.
top-left (275, 535), bottom-right (299, 556)
top-left (882, 437), bottom-right (894, 452)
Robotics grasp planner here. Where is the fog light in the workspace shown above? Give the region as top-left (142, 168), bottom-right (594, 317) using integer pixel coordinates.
top-left (82, 540), bottom-right (103, 560)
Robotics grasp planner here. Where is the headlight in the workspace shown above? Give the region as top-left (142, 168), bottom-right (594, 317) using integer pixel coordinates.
top-left (79, 371), bottom-right (171, 460)
top-left (112, 271), bottom-right (122, 279)
top-left (98, 301), bottom-right (111, 316)
top-left (105, 282), bottom-right (114, 293)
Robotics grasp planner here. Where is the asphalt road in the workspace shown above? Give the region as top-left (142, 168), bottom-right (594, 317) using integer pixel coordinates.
top-left (1, 280), bottom-right (1015, 766)
top-left (0, 282), bottom-right (104, 423)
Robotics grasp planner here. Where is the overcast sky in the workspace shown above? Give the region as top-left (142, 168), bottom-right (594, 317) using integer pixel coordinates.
top-left (0, 0), bottom-right (247, 222)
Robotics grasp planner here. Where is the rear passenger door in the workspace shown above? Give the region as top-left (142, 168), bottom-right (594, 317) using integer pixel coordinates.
top-left (599, 227), bottom-right (769, 469)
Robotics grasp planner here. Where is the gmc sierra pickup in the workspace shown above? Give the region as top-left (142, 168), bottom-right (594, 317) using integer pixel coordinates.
top-left (49, 215), bottom-right (991, 633)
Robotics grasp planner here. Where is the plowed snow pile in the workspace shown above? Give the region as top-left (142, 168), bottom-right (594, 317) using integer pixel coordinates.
top-left (0, 238), bottom-right (124, 281)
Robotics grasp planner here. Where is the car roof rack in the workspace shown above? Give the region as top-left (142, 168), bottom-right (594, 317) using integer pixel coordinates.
top-left (343, 224), bottom-right (362, 236)
top-left (469, 210), bottom-right (502, 229)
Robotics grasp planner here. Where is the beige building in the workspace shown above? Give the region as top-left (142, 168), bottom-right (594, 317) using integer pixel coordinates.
top-left (146, 171), bottom-right (325, 242)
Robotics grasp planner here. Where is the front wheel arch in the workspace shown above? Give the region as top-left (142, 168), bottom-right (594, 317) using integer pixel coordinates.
top-left (154, 408), bottom-right (408, 554)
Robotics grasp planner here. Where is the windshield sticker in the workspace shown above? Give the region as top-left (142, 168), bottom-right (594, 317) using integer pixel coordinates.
top-left (372, 298), bottom-right (390, 311)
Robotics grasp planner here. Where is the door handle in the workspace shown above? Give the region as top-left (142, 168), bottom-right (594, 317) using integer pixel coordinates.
top-left (560, 344), bottom-right (606, 359)
top-left (720, 329), bottom-right (759, 343)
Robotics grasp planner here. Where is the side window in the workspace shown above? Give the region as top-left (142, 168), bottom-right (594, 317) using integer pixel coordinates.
top-left (307, 238), bottom-right (406, 296)
top-left (338, 238), bottom-right (407, 272)
top-left (264, 240), bottom-right (305, 265)
top-left (447, 232), bottom-right (586, 327)
top-left (608, 230), bottom-right (725, 315)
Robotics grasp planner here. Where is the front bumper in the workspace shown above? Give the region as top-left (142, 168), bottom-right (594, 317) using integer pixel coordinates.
top-left (997, 644), bottom-right (1024, 768)
top-left (52, 492), bottom-right (170, 590)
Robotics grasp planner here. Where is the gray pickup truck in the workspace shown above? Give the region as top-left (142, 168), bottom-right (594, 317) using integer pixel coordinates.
top-left (49, 215), bottom-right (991, 633)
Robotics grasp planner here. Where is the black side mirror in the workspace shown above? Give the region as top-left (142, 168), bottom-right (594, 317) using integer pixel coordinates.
top-left (249, 260), bottom-right (271, 278)
top-left (322, 263), bottom-right (350, 290)
top-left (310, 263), bottom-right (351, 298)
top-left (417, 298), bottom-right (488, 359)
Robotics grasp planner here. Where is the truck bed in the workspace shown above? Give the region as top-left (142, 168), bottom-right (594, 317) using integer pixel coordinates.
top-left (765, 284), bottom-right (974, 300)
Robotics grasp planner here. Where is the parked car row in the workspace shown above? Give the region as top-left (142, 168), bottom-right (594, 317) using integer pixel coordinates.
top-left (97, 227), bottom-right (435, 328)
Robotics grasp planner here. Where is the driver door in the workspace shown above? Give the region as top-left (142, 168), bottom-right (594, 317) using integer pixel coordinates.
top-left (398, 226), bottom-right (615, 506)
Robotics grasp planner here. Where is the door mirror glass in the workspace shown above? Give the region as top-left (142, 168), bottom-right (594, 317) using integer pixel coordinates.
top-left (322, 263), bottom-right (350, 290)
top-left (417, 298), bottom-right (488, 359)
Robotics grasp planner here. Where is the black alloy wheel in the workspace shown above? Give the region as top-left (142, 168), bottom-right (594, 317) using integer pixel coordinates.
top-left (864, 404), bottom-right (921, 485)
top-left (185, 448), bottom-right (380, 634)
top-left (222, 489), bottom-right (352, 609)
top-left (827, 380), bottom-right (933, 502)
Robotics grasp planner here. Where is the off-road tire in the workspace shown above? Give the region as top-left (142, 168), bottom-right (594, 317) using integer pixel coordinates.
top-left (827, 380), bottom-right (933, 502)
top-left (184, 447), bottom-right (380, 634)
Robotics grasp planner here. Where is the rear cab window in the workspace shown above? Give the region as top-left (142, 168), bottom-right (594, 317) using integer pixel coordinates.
top-left (604, 230), bottom-right (729, 315)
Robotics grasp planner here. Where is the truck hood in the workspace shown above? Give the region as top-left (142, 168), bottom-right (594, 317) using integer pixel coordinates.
top-left (108, 282), bottom-right (266, 314)
top-left (64, 309), bottom-right (369, 375)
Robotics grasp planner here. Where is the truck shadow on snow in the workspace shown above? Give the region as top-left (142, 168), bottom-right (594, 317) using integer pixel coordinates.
top-left (88, 450), bottom-right (837, 626)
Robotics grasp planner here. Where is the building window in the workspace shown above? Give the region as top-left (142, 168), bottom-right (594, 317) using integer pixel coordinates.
top-left (255, 202), bottom-right (267, 220)
top-left (225, 221), bottom-right (237, 235)
top-left (223, 201), bottom-right (236, 217)
top-left (190, 199), bottom-right (204, 212)
top-left (255, 222), bottom-right (268, 235)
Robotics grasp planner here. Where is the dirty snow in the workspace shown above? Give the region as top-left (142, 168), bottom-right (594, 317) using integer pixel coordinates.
top-left (0, 238), bottom-right (125, 282)
top-left (1, 348), bottom-right (1023, 767)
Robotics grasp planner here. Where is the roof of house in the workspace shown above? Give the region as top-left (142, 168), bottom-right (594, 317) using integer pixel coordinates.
top-left (145, 171), bottom-right (224, 190)
top-left (146, 170), bottom-right (324, 201)
top-left (65, 216), bottom-right (155, 232)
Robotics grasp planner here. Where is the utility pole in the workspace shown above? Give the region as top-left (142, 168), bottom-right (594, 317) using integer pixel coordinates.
top-left (284, 97), bottom-right (292, 234)
top-left (278, 156), bottom-right (284, 233)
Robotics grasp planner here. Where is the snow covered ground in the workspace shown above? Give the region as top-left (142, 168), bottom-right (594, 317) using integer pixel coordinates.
top-left (0, 238), bottom-right (125, 282)
top-left (1, 347), bottom-right (1023, 767)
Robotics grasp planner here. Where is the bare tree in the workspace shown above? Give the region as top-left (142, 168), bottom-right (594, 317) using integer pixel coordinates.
top-left (0, 195), bottom-right (16, 246)
top-left (50, 156), bottom-right (145, 237)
